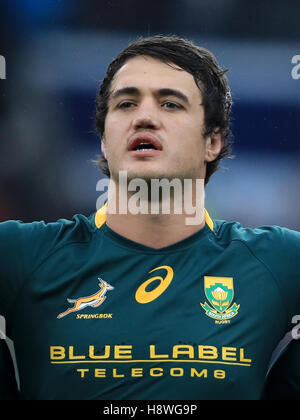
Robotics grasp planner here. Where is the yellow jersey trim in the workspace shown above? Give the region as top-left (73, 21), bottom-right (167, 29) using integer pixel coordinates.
top-left (95, 202), bottom-right (108, 229)
top-left (204, 209), bottom-right (214, 231)
top-left (95, 204), bottom-right (214, 232)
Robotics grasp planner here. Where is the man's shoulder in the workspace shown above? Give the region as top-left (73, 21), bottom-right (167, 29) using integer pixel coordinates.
top-left (0, 212), bottom-right (98, 251)
top-left (213, 218), bottom-right (300, 253)
top-left (0, 213), bottom-right (100, 321)
top-left (213, 218), bottom-right (300, 313)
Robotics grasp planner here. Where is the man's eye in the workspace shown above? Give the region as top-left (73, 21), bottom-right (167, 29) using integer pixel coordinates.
top-left (162, 102), bottom-right (182, 110)
top-left (118, 101), bottom-right (135, 109)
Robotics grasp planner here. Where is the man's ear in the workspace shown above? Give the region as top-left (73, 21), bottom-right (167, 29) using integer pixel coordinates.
top-left (205, 129), bottom-right (224, 162)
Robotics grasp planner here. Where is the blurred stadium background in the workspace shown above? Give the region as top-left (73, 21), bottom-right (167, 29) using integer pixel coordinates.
top-left (0, 0), bottom-right (299, 229)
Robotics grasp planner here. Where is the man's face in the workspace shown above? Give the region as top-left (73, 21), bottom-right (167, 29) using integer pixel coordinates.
top-left (102, 56), bottom-right (218, 183)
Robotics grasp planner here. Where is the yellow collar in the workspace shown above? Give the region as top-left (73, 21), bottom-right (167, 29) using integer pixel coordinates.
top-left (95, 203), bottom-right (214, 232)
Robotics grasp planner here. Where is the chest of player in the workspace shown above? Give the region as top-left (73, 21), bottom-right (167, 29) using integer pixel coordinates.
top-left (11, 239), bottom-right (286, 399)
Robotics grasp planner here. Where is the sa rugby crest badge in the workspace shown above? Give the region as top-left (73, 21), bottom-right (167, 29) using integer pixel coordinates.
top-left (200, 276), bottom-right (240, 322)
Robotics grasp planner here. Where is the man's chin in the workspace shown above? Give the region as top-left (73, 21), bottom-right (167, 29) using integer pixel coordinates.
top-left (111, 169), bottom-right (165, 182)
top-left (111, 169), bottom-right (199, 184)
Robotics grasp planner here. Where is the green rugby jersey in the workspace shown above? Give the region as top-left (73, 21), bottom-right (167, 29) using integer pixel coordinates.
top-left (0, 340), bottom-right (19, 400)
top-left (262, 337), bottom-right (300, 399)
top-left (0, 207), bottom-right (299, 400)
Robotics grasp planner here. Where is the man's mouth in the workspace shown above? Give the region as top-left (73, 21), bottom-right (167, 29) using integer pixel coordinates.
top-left (132, 142), bottom-right (157, 151)
top-left (127, 134), bottom-right (163, 157)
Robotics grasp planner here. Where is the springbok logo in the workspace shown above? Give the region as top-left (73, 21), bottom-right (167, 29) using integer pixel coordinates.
top-left (57, 278), bottom-right (114, 319)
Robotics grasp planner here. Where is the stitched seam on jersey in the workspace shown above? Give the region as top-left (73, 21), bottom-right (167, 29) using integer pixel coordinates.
top-left (231, 238), bottom-right (289, 326)
top-left (8, 239), bottom-right (91, 331)
top-left (212, 220), bottom-right (226, 238)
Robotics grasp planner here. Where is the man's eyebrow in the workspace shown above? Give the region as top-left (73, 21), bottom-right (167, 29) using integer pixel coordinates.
top-left (110, 87), bottom-right (140, 101)
top-left (110, 86), bottom-right (190, 104)
top-left (157, 88), bottom-right (190, 104)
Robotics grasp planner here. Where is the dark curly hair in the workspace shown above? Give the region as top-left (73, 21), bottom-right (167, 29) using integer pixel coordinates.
top-left (95, 35), bottom-right (233, 184)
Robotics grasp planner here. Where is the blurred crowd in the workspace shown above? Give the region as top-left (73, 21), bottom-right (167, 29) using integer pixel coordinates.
top-left (0, 0), bottom-right (299, 228)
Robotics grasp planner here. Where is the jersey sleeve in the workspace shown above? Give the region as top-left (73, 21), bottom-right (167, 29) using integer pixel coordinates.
top-left (0, 215), bottom-right (93, 323)
top-left (245, 225), bottom-right (300, 328)
top-left (265, 227), bottom-right (300, 325)
top-left (262, 337), bottom-right (300, 400)
top-left (0, 219), bottom-right (67, 322)
top-left (0, 340), bottom-right (19, 400)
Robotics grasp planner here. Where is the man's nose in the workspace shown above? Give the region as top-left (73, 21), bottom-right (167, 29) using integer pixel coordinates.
top-left (132, 102), bottom-right (161, 130)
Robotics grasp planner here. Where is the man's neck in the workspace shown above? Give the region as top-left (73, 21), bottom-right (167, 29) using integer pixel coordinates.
top-left (105, 180), bottom-right (206, 249)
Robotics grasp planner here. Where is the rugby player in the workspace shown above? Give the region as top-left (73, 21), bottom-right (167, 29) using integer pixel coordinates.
top-left (0, 36), bottom-right (299, 400)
